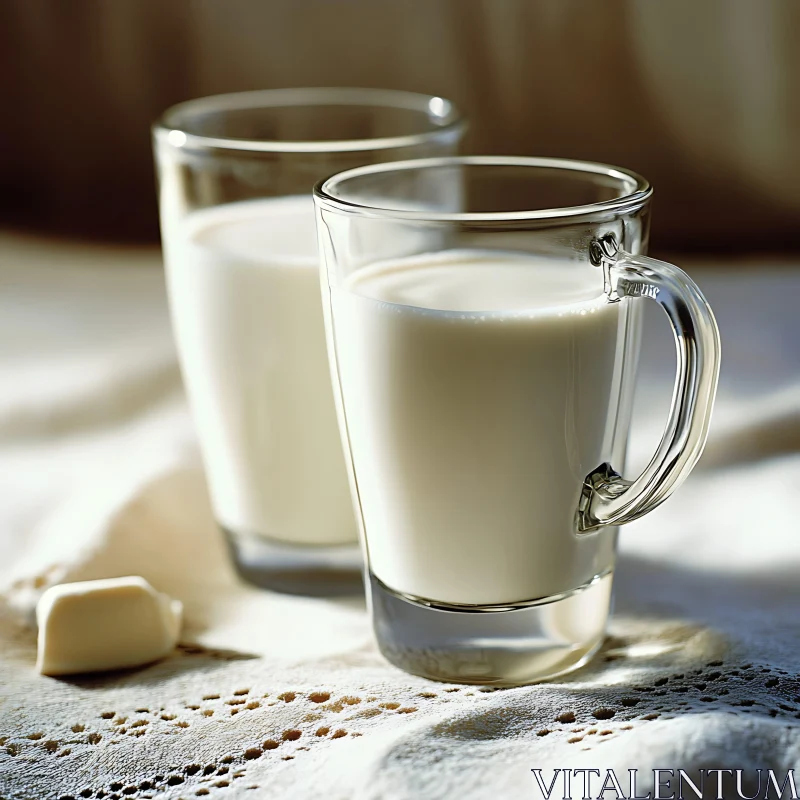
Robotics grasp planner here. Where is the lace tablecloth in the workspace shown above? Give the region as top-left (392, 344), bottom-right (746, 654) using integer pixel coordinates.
top-left (2, 232), bottom-right (799, 800)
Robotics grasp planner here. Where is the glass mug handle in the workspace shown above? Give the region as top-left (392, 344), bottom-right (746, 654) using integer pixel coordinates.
top-left (576, 233), bottom-right (722, 533)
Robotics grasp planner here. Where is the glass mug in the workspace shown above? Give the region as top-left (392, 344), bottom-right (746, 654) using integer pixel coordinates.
top-left (153, 89), bottom-right (465, 593)
top-left (314, 156), bottom-right (721, 684)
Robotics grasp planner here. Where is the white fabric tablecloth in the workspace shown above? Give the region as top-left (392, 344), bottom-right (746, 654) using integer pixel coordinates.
top-left (1, 232), bottom-right (799, 799)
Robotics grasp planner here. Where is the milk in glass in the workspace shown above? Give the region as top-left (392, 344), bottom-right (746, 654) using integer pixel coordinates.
top-left (163, 196), bottom-right (354, 545)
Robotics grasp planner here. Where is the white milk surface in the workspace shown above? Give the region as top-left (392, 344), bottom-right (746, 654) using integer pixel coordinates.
top-left (330, 252), bottom-right (622, 605)
top-left (163, 197), bottom-right (355, 545)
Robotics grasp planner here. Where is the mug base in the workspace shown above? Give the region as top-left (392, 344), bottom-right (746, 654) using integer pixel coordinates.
top-left (369, 570), bottom-right (613, 686)
top-left (223, 524), bottom-right (363, 597)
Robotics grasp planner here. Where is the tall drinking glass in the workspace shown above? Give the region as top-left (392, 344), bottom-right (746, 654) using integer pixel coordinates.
top-left (315, 156), bottom-right (720, 682)
top-left (153, 90), bottom-right (465, 593)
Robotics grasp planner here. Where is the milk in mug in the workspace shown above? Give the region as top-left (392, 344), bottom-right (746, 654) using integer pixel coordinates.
top-left (328, 251), bottom-right (624, 605)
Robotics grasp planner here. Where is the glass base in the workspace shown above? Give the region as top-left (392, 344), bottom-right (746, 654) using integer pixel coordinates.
top-left (368, 570), bottom-right (613, 686)
top-left (223, 525), bottom-right (363, 597)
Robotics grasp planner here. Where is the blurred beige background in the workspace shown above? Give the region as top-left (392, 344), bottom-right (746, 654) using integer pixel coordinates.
top-left (1, 0), bottom-right (798, 251)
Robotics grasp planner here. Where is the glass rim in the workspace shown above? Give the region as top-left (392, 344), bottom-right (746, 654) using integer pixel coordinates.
top-left (313, 155), bottom-right (653, 223)
top-left (152, 87), bottom-right (466, 154)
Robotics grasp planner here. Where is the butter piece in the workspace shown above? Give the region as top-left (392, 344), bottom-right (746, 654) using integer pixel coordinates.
top-left (36, 576), bottom-right (182, 676)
